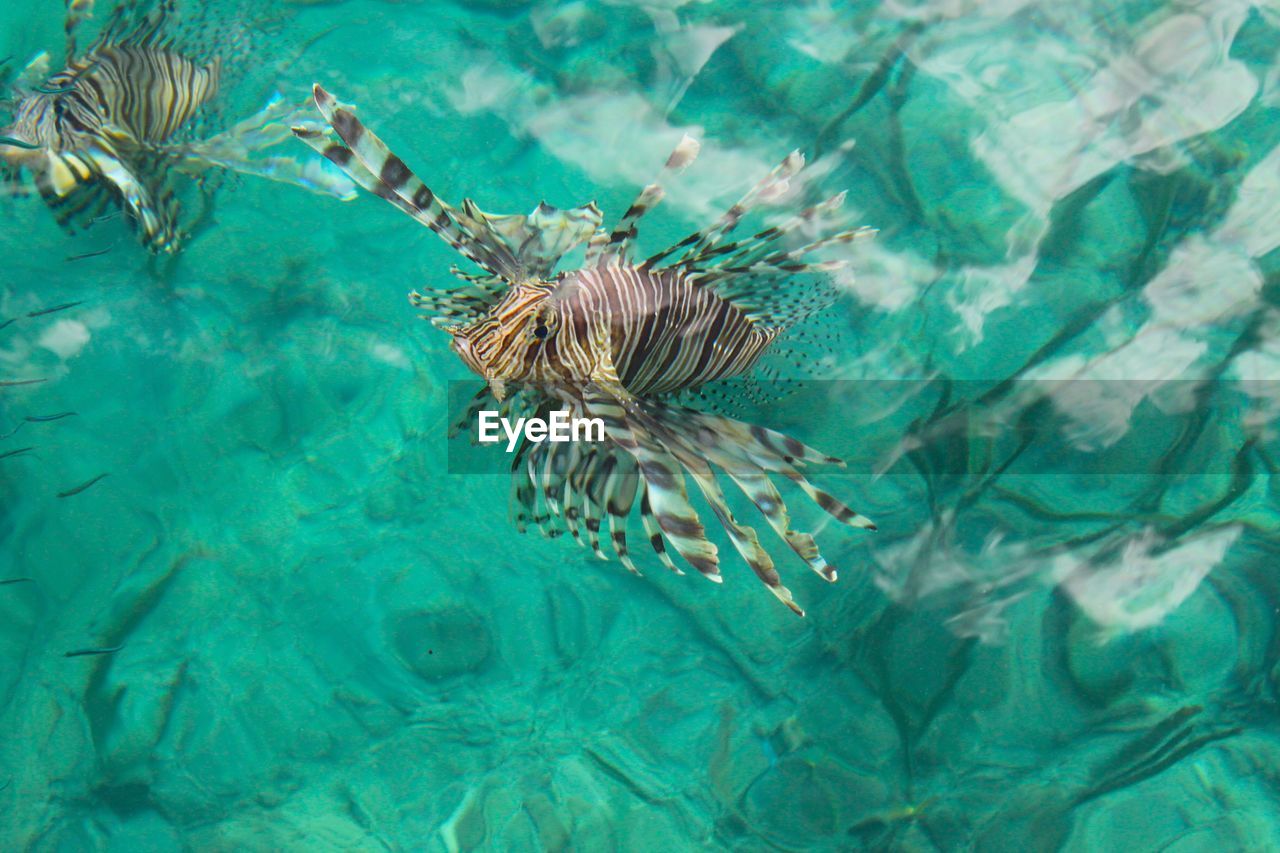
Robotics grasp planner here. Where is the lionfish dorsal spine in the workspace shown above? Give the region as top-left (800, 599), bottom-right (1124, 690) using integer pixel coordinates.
top-left (583, 133), bottom-right (700, 269)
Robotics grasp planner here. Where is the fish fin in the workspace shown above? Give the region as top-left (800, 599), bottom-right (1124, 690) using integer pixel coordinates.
top-left (689, 198), bottom-right (874, 331)
top-left (631, 147), bottom-right (872, 331)
top-left (457, 198), bottom-right (603, 280)
top-left (43, 152), bottom-right (94, 198)
top-left (298, 87), bottom-right (600, 280)
top-left (187, 97), bottom-right (356, 199)
top-left (512, 409), bottom-right (644, 575)
top-left (628, 399), bottom-right (873, 611)
top-left (298, 86), bottom-right (524, 280)
top-left (643, 149), bottom-right (804, 270)
top-left (410, 284), bottom-right (505, 329)
top-left (629, 400), bottom-right (805, 615)
top-left (56, 145), bottom-right (179, 252)
top-left (601, 455), bottom-right (643, 575)
top-left (48, 178), bottom-right (112, 235)
top-left (517, 439), bottom-right (570, 539)
top-left (582, 384), bottom-right (721, 581)
top-left (449, 383), bottom-right (495, 440)
top-left (638, 485), bottom-right (681, 574)
top-left (585, 134), bottom-right (699, 268)
top-left (568, 444), bottom-right (611, 560)
top-left (106, 146), bottom-right (184, 252)
top-left (723, 466), bottom-right (835, 582)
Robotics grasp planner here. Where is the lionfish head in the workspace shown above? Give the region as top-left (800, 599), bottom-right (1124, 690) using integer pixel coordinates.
top-left (447, 281), bottom-right (561, 401)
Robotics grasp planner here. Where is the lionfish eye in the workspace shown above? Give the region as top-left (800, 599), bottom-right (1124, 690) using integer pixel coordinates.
top-left (533, 323), bottom-right (548, 340)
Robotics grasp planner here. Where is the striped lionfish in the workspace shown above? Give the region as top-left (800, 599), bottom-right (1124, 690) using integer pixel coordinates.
top-left (0, 0), bottom-right (353, 253)
top-left (295, 86), bottom-right (876, 615)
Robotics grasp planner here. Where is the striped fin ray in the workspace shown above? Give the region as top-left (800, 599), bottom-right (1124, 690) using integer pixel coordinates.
top-left (678, 408), bottom-right (843, 580)
top-left (524, 439), bottom-right (570, 538)
top-left (410, 283), bottom-right (506, 328)
top-left (450, 265), bottom-right (506, 287)
top-left (583, 385), bottom-right (722, 581)
top-left (643, 150), bottom-right (805, 270)
top-left (299, 86), bottom-right (601, 282)
top-left (643, 400), bottom-right (875, 609)
top-left (638, 486), bottom-right (681, 574)
top-left (723, 467), bottom-right (834, 582)
top-left (684, 191), bottom-right (849, 271)
top-left (557, 440), bottom-right (590, 546)
top-left (683, 198), bottom-right (874, 331)
top-left (586, 134), bottom-right (700, 268)
top-left (600, 456), bottom-right (642, 575)
top-left (511, 450), bottom-right (541, 535)
top-left (685, 407), bottom-right (875, 530)
top-left (514, 437), bottom-right (566, 538)
top-left (633, 405), bottom-right (804, 614)
top-left (510, 433), bottom-right (644, 575)
top-left (30, 137), bottom-right (180, 252)
top-left (301, 86), bottom-right (516, 277)
top-left (291, 113), bottom-right (509, 278)
top-left (567, 446), bottom-right (611, 560)
top-left (49, 178), bottom-right (113, 235)
top-left (449, 385), bottom-right (496, 440)
top-left (538, 437), bottom-right (570, 521)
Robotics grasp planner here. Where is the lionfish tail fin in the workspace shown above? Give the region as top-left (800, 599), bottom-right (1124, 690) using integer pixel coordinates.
top-left (296, 86), bottom-right (601, 282)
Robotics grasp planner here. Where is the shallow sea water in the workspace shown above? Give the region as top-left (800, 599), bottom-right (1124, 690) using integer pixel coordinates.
top-left (2, 0), bottom-right (1280, 849)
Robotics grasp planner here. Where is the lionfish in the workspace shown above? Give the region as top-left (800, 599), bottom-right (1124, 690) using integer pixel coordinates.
top-left (0, 0), bottom-right (353, 253)
top-left (295, 86), bottom-right (876, 615)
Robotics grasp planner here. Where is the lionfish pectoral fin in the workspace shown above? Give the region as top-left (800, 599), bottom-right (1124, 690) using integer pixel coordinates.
top-left (449, 384), bottom-right (494, 440)
top-left (508, 397), bottom-right (644, 575)
top-left (188, 98), bottom-right (357, 199)
top-left (298, 86), bottom-right (522, 281)
top-left (83, 148), bottom-right (178, 252)
top-left (630, 401), bottom-right (805, 615)
top-left (581, 384), bottom-right (721, 582)
top-left (633, 401), bottom-right (875, 613)
top-left (46, 154), bottom-right (89, 197)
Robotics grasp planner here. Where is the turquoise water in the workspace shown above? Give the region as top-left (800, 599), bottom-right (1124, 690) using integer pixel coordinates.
top-left (3, 0), bottom-right (1279, 849)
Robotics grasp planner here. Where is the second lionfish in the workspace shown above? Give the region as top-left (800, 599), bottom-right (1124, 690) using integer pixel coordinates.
top-left (0, 0), bottom-right (353, 253)
top-left (295, 86), bottom-right (876, 615)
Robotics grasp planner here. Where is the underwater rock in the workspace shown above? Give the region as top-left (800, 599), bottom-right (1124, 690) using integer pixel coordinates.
top-left (742, 751), bottom-right (887, 842)
top-left (388, 604), bottom-right (493, 681)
